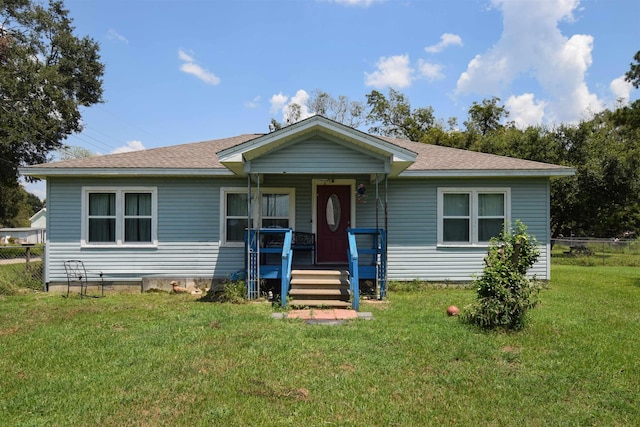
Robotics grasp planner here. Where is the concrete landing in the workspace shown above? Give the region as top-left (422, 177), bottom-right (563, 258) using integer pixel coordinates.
top-left (272, 309), bottom-right (373, 323)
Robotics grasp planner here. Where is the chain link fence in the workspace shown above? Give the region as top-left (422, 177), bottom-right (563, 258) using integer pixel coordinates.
top-left (0, 244), bottom-right (45, 294)
top-left (551, 238), bottom-right (640, 266)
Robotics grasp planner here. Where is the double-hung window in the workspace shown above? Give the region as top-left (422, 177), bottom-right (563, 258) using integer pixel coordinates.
top-left (225, 192), bottom-right (249, 244)
top-left (438, 188), bottom-right (510, 245)
top-left (83, 187), bottom-right (157, 246)
top-left (221, 187), bottom-right (295, 246)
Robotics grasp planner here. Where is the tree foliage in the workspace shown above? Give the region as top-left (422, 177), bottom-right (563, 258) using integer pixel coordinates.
top-left (58, 145), bottom-right (94, 161)
top-left (464, 96), bottom-right (510, 136)
top-left (0, 182), bottom-right (43, 227)
top-left (365, 88), bottom-right (436, 141)
top-left (625, 50), bottom-right (640, 89)
top-left (0, 0), bottom-right (104, 187)
top-left (307, 89), bottom-right (364, 128)
top-left (269, 90), bottom-right (364, 130)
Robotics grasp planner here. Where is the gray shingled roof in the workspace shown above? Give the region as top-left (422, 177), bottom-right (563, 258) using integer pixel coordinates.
top-left (29, 134), bottom-right (261, 170)
top-left (378, 136), bottom-right (567, 172)
top-left (21, 130), bottom-right (572, 176)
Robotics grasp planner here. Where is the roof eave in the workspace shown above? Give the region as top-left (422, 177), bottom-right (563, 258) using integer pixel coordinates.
top-left (398, 168), bottom-right (576, 178)
top-left (19, 167), bottom-right (235, 179)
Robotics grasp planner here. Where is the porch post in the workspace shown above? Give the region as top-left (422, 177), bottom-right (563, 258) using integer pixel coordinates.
top-left (246, 175), bottom-right (253, 299)
top-left (246, 174), bottom-right (261, 300)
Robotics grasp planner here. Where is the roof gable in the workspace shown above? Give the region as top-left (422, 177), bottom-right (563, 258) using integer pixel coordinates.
top-left (217, 115), bottom-right (417, 176)
top-left (250, 133), bottom-right (389, 174)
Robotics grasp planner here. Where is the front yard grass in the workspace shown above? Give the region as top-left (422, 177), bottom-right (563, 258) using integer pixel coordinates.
top-left (1, 265), bottom-right (638, 426)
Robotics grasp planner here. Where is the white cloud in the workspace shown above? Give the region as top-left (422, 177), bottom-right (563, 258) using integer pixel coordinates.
top-left (610, 75), bottom-right (633, 102)
top-left (245, 96), bottom-right (262, 109)
top-left (107, 28), bottom-right (128, 44)
top-left (328, 0), bottom-right (383, 6)
top-left (269, 93), bottom-right (288, 114)
top-left (269, 90), bottom-right (312, 124)
top-left (111, 140), bottom-right (145, 154)
top-left (425, 33), bottom-right (463, 53)
top-left (456, 0), bottom-right (602, 124)
top-left (285, 89), bottom-right (311, 122)
top-left (417, 60), bottom-right (445, 81)
top-left (365, 55), bottom-right (413, 89)
top-left (178, 49), bottom-right (220, 86)
top-left (506, 93), bottom-right (546, 128)
top-left (178, 49), bottom-right (195, 62)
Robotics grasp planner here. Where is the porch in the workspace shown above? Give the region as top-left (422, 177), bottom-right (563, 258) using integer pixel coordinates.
top-left (245, 227), bottom-right (387, 310)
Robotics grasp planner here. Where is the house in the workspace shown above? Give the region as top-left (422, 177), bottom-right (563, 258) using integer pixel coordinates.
top-left (0, 227), bottom-right (46, 244)
top-left (20, 115), bottom-right (574, 307)
top-left (0, 209), bottom-right (47, 245)
top-left (30, 208), bottom-right (47, 229)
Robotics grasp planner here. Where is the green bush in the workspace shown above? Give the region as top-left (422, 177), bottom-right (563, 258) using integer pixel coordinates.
top-left (461, 220), bottom-right (541, 331)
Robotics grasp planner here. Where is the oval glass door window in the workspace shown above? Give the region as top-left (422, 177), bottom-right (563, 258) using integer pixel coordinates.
top-left (325, 194), bottom-right (341, 232)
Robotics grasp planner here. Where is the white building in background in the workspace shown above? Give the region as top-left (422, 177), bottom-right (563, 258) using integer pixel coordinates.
top-left (0, 209), bottom-right (47, 244)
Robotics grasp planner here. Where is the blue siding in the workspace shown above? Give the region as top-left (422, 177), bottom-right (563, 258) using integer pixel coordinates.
top-left (46, 176), bottom-right (247, 284)
top-left (45, 175), bottom-right (552, 286)
top-left (384, 177), bottom-right (550, 281)
top-left (251, 137), bottom-right (387, 174)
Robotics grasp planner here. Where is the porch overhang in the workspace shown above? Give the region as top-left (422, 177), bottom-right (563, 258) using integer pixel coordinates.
top-left (216, 115), bottom-right (417, 177)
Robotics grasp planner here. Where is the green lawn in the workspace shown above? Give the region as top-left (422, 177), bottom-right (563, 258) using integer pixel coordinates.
top-left (1, 265), bottom-right (638, 426)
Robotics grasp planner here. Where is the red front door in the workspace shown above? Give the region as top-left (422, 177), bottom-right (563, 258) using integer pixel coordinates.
top-left (316, 185), bottom-right (351, 264)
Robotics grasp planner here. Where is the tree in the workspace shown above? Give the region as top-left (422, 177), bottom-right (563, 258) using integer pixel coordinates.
top-left (624, 50), bottom-right (640, 88)
top-left (307, 90), bottom-right (364, 128)
top-left (58, 145), bottom-right (94, 160)
top-left (464, 97), bottom-right (510, 136)
top-left (0, 183), bottom-right (43, 227)
top-left (0, 0), bottom-right (104, 188)
top-left (461, 221), bottom-right (541, 331)
top-left (365, 88), bottom-right (436, 141)
top-left (268, 118), bottom-right (282, 132)
top-left (548, 107), bottom-right (640, 237)
top-left (270, 90), bottom-right (365, 130)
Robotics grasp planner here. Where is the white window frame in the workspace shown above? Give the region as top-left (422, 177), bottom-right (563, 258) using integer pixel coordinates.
top-left (220, 187), bottom-right (296, 247)
top-left (437, 187), bottom-right (510, 247)
top-left (81, 186), bottom-right (158, 248)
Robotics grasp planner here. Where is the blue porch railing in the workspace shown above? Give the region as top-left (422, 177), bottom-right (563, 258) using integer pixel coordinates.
top-left (347, 228), bottom-right (388, 310)
top-left (245, 228), bottom-right (293, 305)
top-left (246, 227), bottom-right (387, 311)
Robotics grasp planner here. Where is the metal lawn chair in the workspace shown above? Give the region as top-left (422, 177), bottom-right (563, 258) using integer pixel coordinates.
top-left (63, 260), bottom-right (105, 297)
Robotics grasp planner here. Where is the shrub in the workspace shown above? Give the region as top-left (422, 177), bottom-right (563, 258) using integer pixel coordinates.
top-left (461, 220), bottom-right (541, 331)
top-left (200, 279), bottom-right (247, 304)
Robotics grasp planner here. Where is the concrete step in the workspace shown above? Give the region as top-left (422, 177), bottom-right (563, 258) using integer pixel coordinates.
top-left (289, 288), bottom-right (350, 297)
top-left (288, 269), bottom-right (352, 307)
top-left (289, 299), bottom-right (351, 308)
top-left (291, 270), bottom-right (349, 282)
top-left (291, 269), bottom-right (348, 276)
top-left (290, 278), bottom-right (350, 287)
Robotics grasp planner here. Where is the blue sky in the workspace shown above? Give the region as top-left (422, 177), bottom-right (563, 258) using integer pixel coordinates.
top-left (26, 0), bottom-right (640, 198)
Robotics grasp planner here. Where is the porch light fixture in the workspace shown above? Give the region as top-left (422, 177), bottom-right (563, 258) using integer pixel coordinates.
top-left (356, 183), bottom-right (367, 203)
